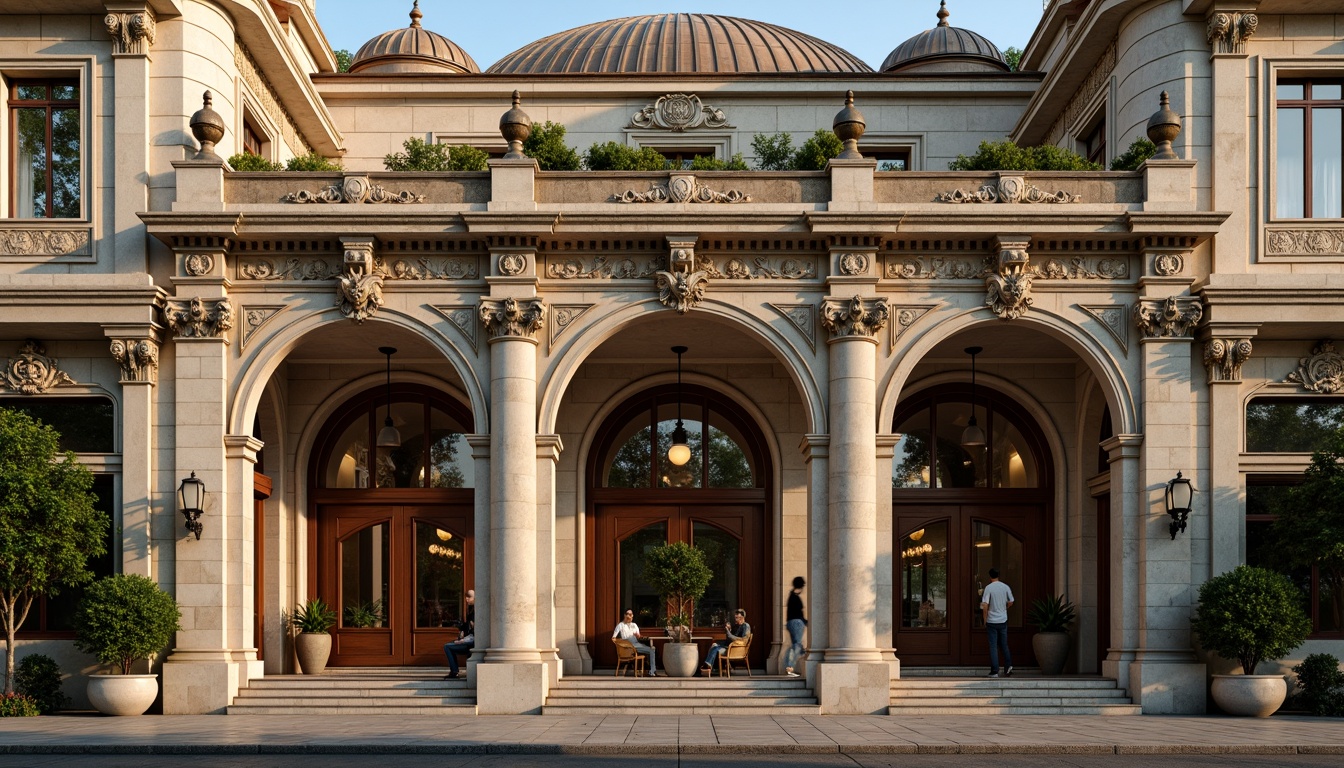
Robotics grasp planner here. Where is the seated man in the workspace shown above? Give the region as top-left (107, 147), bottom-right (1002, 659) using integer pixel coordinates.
top-left (613, 608), bottom-right (658, 676)
top-left (702, 608), bottom-right (750, 674)
top-left (442, 589), bottom-right (475, 679)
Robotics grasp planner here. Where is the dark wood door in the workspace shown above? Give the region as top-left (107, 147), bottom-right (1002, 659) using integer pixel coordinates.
top-left (318, 503), bottom-right (473, 666)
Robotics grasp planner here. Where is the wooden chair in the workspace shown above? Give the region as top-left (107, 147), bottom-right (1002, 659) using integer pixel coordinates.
top-left (716, 633), bottom-right (752, 677)
top-left (613, 637), bottom-right (646, 677)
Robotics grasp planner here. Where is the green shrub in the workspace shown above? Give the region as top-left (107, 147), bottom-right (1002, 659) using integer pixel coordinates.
top-left (948, 139), bottom-right (1102, 171)
top-left (384, 137), bottom-right (452, 171)
top-left (1294, 653), bottom-right (1344, 716)
top-left (1004, 46), bottom-right (1022, 72)
top-left (333, 48), bottom-right (352, 73)
top-left (289, 598), bottom-right (338, 634)
top-left (688, 153), bottom-right (748, 171)
top-left (227, 152), bottom-right (283, 172)
top-left (0, 692), bottom-right (39, 717)
top-left (790, 129), bottom-right (843, 171)
top-left (15, 655), bottom-right (67, 714)
top-left (523, 121), bottom-right (581, 171)
top-left (1191, 565), bottom-right (1311, 675)
top-left (1109, 137), bottom-right (1158, 171)
top-left (75, 574), bottom-right (181, 675)
top-left (751, 132), bottom-right (794, 170)
top-left (445, 145), bottom-right (490, 171)
top-left (284, 152), bottom-right (342, 172)
top-left (584, 142), bottom-right (669, 171)
top-left (1027, 594), bottom-right (1076, 633)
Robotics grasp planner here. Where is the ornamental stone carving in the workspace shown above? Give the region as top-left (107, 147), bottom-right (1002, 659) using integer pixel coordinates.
top-left (936, 176), bottom-right (1080, 204)
top-left (1286, 341), bottom-right (1344, 394)
top-left (550, 304), bottom-right (594, 345)
top-left (628, 93), bottom-right (733, 132)
top-left (613, 174), bottom-right (750, 204)
top-left (1154, 252), bottom-right (1185, 276)
top-left (284, 175), bottom-right (424, 204)
top-left (1080, 305), bottom-right (1129, 353)
top-left (655, 240), bottom-right (709, 314)
top-left (891, 306), bottom-right (935, 342)
top-left (498, 253), bottom-right (527, 276)
top-left (1266, 228), bottom-right (1344, 256)
top-left (1207, 12), bottom-right (1258, 55)
top-left (547, 256), bottom-right (660, 279)
top-left (336, 242), bottom-right (384, 324)
top-left (1134, 296), bottom-right (1203, 338)
top-left (1205, 338), bottom-right (1253, 383)
top-left (769, 304), bottom-right (817, 350)
top-left (821, 296), bottom-right (890, 339)
top-left (985, 239), bottom-right (1033, 321)
top-left (184, 253), bottom-right (214, 276)
top-left (110, 339), bottom-right (159, 384)
top-left (0, 227), bottom-right (91, 256)
top-left (3, 341), bottom-right (75, 395)
top-left (887, 255), bottom-right (993, 280)
top-left (838, 252), bottom-right (871, 276)
top-left (165, 296), bottom-right (235, 339)
top-left (105, 10), bottom-right (156, 55)
top-left (479, 297), bottom-right (546, 340)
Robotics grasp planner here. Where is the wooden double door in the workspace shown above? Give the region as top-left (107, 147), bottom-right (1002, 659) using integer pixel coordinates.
top-left (317, 502), bottom-right (473, 666)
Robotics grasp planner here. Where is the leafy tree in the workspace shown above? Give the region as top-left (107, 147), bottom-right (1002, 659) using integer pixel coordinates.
top-left (1109, 137), bottom-right (1158, 171)
top-left (523, 121), bottom-right (581, 170)
top-left (1270, 429), bottom-right (1344, 631)
top-left (384, 137), bottom-right (452, 171)
top-left (948, 139), bottom-right (1101, 171)
top-left (333, 49), bottom-right (352, 73)
top-left (1191, 565), bottom-right (1311, 675)
top-left (751, 133), bottom-right (794, 170)
top-left (1003, 46), bottom-right (1023, 72)
top-left (74, 574), bottom-right (181, 675)
top-left (790, 130), bottom-right (843, 170)
top-left (227, 152), bottom-right (283, 172)
top-left (584, 142), bottom-right (669, 171)
top-left (285, 152), bottom-right (342, 172)
top-left (641, 541), bottom-right (712, 641)
top-left (0, 408), bottom-right (106, 694)
top-left (689, 153), bottom-right (748, 171)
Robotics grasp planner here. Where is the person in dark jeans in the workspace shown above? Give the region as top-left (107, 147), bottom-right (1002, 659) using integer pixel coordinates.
top-left (980, 569), bottom-right (1014, 678)
top-left (442, 589), bottom-right (475, 679)
top-left (783, 576), bottom-right (807, 677)
top-left (702, 609), bottom-right (750, 674)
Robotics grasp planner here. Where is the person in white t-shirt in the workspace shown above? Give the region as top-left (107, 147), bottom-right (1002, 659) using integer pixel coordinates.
top-left (980, 568), bottom-right (1015, 678)
top-left (612, 609), bottom-right (658, 676)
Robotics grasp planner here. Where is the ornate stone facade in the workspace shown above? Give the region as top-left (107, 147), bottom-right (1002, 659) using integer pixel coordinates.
top-left (164, 297), bottom-right (235, 338)
top-left (1286, 341), bottom-right (1344, 394)
top-left (110, 338), bottom-right (160, 383)
top-left (1134, 296), bottom-right (1203, 338)
top-left (2, 341), bottom-right (75, 395)
top-left (628, 93), bottom-right (732, 131)
top-left (336, 241), bottom-right (384, 323)
top-left (104, 10), bottom-right (155, 55)
top-left (1204, 338), bottom-right (1252, 383)
top-left (820, 296), bottom-right (890, 338)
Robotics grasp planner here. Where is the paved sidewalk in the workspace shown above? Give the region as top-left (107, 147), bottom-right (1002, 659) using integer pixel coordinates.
top-left (0, 714), bottom-right (1342, 755)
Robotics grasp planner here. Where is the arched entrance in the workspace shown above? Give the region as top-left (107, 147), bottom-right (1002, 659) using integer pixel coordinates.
top-left (587, 383), bottom-right (772, 669)
top-left (309, 383), bottom-right (475, 666)
top-left (891, 383), bottom-right (1053, 667)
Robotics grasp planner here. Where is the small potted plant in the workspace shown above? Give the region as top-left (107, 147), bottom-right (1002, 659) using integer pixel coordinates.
top-left (1027, 593), bottom-right (1076, 676)
top-left (289, 598), bottom-right (337, 675)
top-left (1192, 565), bottom-right (1311, 717)
top-left (641, 542), bottom-right (712, 677)
top-left (74, 574), bottom-right (181, 716)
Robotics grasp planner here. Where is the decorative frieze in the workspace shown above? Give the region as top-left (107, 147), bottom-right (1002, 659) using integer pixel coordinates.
top-left (936, 176), bottom-right (1080, 204)
top-left (613, 174), bottom-right (750, 204)
top-left (104, 10), bottom-right (155, 55)
top-left (1207, 12), bottom-right (1258, 55)
top-left (769, 304), bottom-right (817, 350)
top-left (387, 257), bottom-right (480, 280)
top-left (628, 93), bottom-right (732, 132)
top-left (284, 175), bottom-right (424, 204)
top-left (237, 256), bottom-right (478, 281)
top-left (887, 255), bottom-right (993, 280)
top-left (3, 341), bottom-right (76, 395)
top-left (655, 239), bottom-right (709, 314)
top-left (1079, 305), bottom-right (1129, 354)
top-left (1286, 340), bottom-right (1344, 394)
top-left (1205, 337), bottom-right (1253, 383)
top-left (550, 305), bottom-right (594, 345)
top-left (702, 256), bottom-right (815, 280)
top-left (479, 297), bottom-right (546, 340)
top-left (985, 238), bottom-right (1034, 321)
top-left (820, 296), bottom-right (890, 339)
top-left (109, 339), bottom-right (159, 384)
top-left (164, 297), bottom-right (235, 339)
top-left (336, 242), bottom-right (383, 324)
top-left (235, 42), bottom-right (311, 156)
top-left (1032, 257), bottom-right (1128, 280)
top-left (1134, 296), bottom-right (1203, 338)
top-left (0, 227), bottom-right (91, 257)
top-left (546, 256), bottom-right (660, 280)
top-left (1266, 228), bottom-right (1344, 257)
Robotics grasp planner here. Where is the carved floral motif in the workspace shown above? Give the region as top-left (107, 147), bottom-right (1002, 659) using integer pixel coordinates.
top-left (164, 297), bottom-right (235, 339)
top-left (936, 176), bottom-right (1080, 204)
top-left (237, 257), bottom-right (478, 281)
top-left (480, 297), bottom-right (546, 339)
top-left (550, 305), bottom-right (594, 345)
top-left (1205, 338), bottom-right (1253, 383)
top-left (886, 255), bottom-right (993, 280)
top-left (336, 245), bottom-right (383, 323)
top-left (613, 175), bottom-right (750, 204)
top-left (1207, 12), bottom-right (1258, 55)
top-left (109, 339), bottom-right (159, 383)
top-left (1030, 257), bottom-right (1128, 280)
top-left (1286, 341), bottom-right (1344, 394)
top-left (2, 341), bottom-right (75, 395)
top-left (1154, 252), bottom-right (1184, 276)
top-left (628, 93), bottom-right (733, 132)
top-left (498, 253), bottom-right (527, 276)
top-left (1266, 229), bottom-right (1344, 256)
top-left (184, 254), bottom-right (214, 276)
top-left (1079, 305), bottom-right (1129, 353)
top-left (1134, 296), bottom-right (1203, 338)
top-left (839, 253), bottom-right (870, 276)
top-left (0, 228), bottom-right (91, 256)
top-left (284, 175), bottom-right (424, 204)
top-left (820, 296), bottom-right (890, 338)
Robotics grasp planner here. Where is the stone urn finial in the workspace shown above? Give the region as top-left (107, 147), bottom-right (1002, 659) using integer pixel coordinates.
top-left (409, 0), bottom-right (422, 28)
top-left (937, 0), bottom-right (950, 27)
top-left (1146, 90), bottom-right (1182, 160)
top-left (189, 91), bottom-right (225, 160)
top-left (499, 90), bottom-right (532, 159)
top-left (832, 90), bottom-right (866, 160)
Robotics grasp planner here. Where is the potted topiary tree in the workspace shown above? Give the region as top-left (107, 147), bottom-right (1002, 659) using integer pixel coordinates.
top-left (1192, 565), bottom-right (1312, 717)
top-left (289, 598), bottom-right (337, 675)
top-left (1027, 593), bottom-right (1076, 676)
top-left (74, 574), bottom-right (181, 716)
top-left (641, 542), bottom-right (712, 677)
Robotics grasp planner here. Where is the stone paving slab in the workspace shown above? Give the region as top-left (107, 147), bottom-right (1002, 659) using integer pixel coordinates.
top-left (0, 714), bottom-right (1341, 755)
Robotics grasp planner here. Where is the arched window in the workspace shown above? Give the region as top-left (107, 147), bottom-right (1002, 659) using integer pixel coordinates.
top-left (892, 386), bottom-right (1042, 489)
top-left (316, 384), bottom-right (473, 489)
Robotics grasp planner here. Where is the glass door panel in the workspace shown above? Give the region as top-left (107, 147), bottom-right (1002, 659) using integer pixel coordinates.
top-left (619, 522), bottom-right (668, 627)
top-left (970, 521), bottom-right (1024, 629)
top-left (900, 521), bottom-right (949, 629)
top-left (340, 522), bottom-right (389, 628)
top-left (691, 522), bottom-right (740, 627)
top-left (415, 521), bottom-right (465, 628)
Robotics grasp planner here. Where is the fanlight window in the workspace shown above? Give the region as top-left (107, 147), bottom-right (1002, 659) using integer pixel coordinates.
top-left (893, 393), bottom-right (1039, 489)
top-left (602, 389), bottom-right (758, 489)
top-left (321, 386), bottom-right (473, 489)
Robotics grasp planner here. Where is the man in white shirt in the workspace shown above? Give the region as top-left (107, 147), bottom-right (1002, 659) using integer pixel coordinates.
top-left (980, 568), bottom-right (1015, 678)
top-left (613, 608), bottom-right (658, 676)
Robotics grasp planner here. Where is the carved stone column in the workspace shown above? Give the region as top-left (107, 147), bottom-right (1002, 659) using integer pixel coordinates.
top-left (1204, 331), bottom-right (1256, 577)
top-left (801, 434), bottom-right (829, 683)
top-left (1101, 434), bottom-right (1142, 692)
top-left (104, 327), bottom-right (160, 578)
top-left (105, 2), bottom-right (155, 273)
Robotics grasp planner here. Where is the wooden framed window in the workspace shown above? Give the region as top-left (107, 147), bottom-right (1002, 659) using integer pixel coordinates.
top-left (1083, 118), bottom-right (1106, 166)
top-left (868, 148), bottom-right (912, 172)
top-left (1276, 79), bottom-right (1344, 219)
top-left (645, 146), bottom-right (715, 170)
top-left (8, 79), bottom-right (81, 218)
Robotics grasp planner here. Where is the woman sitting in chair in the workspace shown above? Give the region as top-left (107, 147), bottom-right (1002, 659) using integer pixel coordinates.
top-left (701, 608), bottom-right (750, 675)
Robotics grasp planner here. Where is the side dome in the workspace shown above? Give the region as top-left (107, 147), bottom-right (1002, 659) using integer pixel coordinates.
top-left (880, 1), bottom-right (1008, 74)
top-left (486, 14), bottom-right (872, 75)
top-left (350, 1), bottom-right (480, 75)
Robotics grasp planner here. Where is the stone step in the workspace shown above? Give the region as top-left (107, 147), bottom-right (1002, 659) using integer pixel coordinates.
top-left (546, 694), bottom-right (816, 705)
top-left (892, 680), bottom-right (1126, 691)
top-left (891, 694), bottom-right (1130, 706)
top-left (891, 685), bottom-right (1130, 698)
top-left (236, 684), bottom-right (466, 696)
top-left (558, 678), bottom-right (807, 690)
top-left (231, 694), bottom-right (475, 706)
top-left (887, 703), bottom-right (1142, 716)
top-left (542, 704), bottom-right (822, 715)
top-left (228, 703), bottom-right (476, 716)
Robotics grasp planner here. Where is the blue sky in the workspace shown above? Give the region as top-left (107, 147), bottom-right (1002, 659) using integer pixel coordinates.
top-left (312, 1), bottom-right (1048, 72)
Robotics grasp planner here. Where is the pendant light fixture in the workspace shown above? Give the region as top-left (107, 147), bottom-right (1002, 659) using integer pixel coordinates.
top-left (961, 345), bottom-right (986, 448)
top-left (667, 345), bottom-right (691, 466)
top-left (376, 346), bottom-right (401, 447)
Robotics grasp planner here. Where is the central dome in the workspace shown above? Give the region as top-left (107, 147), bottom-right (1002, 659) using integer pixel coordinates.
top-left (486, 14), bottom-right (872, 75)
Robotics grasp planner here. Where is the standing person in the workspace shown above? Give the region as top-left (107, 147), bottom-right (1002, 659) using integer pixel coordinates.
top-left (612, 608), bottom-right (658, 676)
top-left (783, 576), bottom-right (807, 677)
top-left (442, 589), bottom-right (474, 679)
top-left (980, 568), bottom-right (1014, 678)
top-left (702, 609), bottom-right (751, 674)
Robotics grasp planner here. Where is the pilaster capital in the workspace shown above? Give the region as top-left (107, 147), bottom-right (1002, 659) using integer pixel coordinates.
top-left (1206, 5), bottom-right (1259, 56)
top-left (163, 296), bottom-right (234, 340)
top-left (820, 295), bottom-right (889, 340)
top-left (801, 434), bottom-right (830, 460)
top-left (536, 434), bottom-right (564, 462)
top-left (1100, 433), bottom-right (1143, 462)
top-left (1134, 296), bottom-right (1203, 339)
top-left (479, 296), bottom-right (546, 341)
top-left (109, 337), bottom-right (160, 385)
top-left (1204, 337), bottom-right (1254, 383)
top-left (104, 4), bottom-right (156, 56)
top-left (223, 434), bottom-right (265, 463)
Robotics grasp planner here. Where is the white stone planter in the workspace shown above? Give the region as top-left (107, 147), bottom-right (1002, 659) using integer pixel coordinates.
top-left (295, 632), bottom-right (332, 675)
top-left (87, 673), bottom-right (159, 716)
top-left (663, 643), bottom-right (700, 677)
top-left (1211, 674), bottom-right (1287, 717)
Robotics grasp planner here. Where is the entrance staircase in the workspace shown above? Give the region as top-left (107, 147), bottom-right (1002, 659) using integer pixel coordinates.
top-left (889, 668), bottom-right (1140, 716)
top-left (228, 668), bottom-right (475, 716)
top-left (542, 673), bottom-right (820, 715)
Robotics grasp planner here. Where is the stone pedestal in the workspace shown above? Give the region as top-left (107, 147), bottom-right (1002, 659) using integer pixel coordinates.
top-left (815, 662), bottom-right (891, 715)
top-left (475, 662), bottom-right (549, 715)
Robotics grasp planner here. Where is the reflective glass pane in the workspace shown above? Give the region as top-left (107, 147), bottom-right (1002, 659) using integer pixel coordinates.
top-left (1246, 400), bottom-right (1344, 452)
top-left (707, 410), bottom-right (754, 488)
top-left (340, 522), bottom-right (389, 628)
top-left (416, 521), bottom-right (464, 628)
top-left (656, 402), bottom-right (702, 488)
top-left (935, 402), bottom-right (986, 488)
top-left (991, 413), bottom-right (1038, 488)
top-left (325, 417), bottom-right (369, 488)
top-left (619, 522), bottom-right (667, 626)
top-left (1313, 108), bottom-right (1343, 218)
top-left (606, 423), bottom-right (651, 488)
top-left (52, 84), bottom-right (77, 101)
top-left (0, 397), bottom-right (114, 453)
top-left (1278, 84), bottom-right (1304, 100)
top-left (1314, 84), bottom-right (1343, 100)
top-left (900, 522), bottom-right (948, 629)
top-left (50, 107), bottom-right (80, 218)
top-left (1320, 575), bottom-right (1342, 633)
top-left (1277, 107), bottom-right (1305, 218)
top-left (44, 475), bottom-right (115, 631)
top-left (893, 412), bottom-right (931, 488)
top-left (16, 107), bottom-right (47, 218)
top-left (692, 522), bottom-right (739, 627)
top-left (971, 522), bottom-right (1023, 628)
top-left (16, 84), bottom-right (47, 100)
top-left (376, 401), bottom-right (423, 488)
top-left (428, 406), bottom-right (470, 488)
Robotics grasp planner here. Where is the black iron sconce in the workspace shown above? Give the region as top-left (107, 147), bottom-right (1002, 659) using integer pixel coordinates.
top-left (1165, 471), bottom-right (1194, 540)
top-left (179, 471), bottom-right (206, 540)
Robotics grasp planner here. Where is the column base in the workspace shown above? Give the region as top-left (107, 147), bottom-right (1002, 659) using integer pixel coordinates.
top-left (475, 662), bottom-right (548, 715)
top-left (815, 661), bottom-right (892, 714)
top-left (1128, 656), bottom-right (1206, 714)
top-left (161, 653), bottom-right (245, 714)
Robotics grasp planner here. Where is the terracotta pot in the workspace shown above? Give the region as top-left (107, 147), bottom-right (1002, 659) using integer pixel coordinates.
top-left (1211, 674), bottom-right (1287, 717)
top-left (87, 673), bottom-right (159, 716)
top-left (663, 643), bottom-right (700, 677)
top-left (1032, 631), bottom-right (1070, 676)
top-left (295, 632), bottom-right (332, 675)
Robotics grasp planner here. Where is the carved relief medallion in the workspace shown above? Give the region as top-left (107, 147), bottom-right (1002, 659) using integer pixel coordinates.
top-left (1286, 340), bottom-right (1344, 393)
top-left (337, 243), bottom-right (384, 323)
top-left (184, 253), bottom-right (214, 276)
top-left (613, 174), bottom-right (750, 204)
top-left (1153, 252), bottom-right (1184, 276)
top-left (3, 340), bottom-right (76, 395)
top-left (628, 93), bottom-right (733, 132)
top-left (284, 175), bottom-right (424, 204)
top-left (838, 252), bottom-right (870, 276)
top-left (498, 253), bottom-right (527, 276)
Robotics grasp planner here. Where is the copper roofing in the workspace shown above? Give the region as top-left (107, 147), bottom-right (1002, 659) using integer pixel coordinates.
top-left (879, 1), bottom-right (1007, 73)
top-left (351, 1), bottom-right (480, 74)
top-left (486, 13), bottom-right (873, 75)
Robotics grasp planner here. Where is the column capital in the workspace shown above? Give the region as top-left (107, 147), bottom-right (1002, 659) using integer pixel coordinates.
top-left (109, 337), bottom-right (160, 385)
top-left (1204, 337), bottom-right (1253, 383)
top-left (1101, 433), bottom-right (1143, 462)
top-left (480, 296), bottom-right (546, 342)
top-left (163, 296), bottom-right (235, 340)
top-left (1206, 5), bottom-right (1259, 56)
top-left (1134, 296), bottom-right (1202, 339)
top-left (536, 434), bottom-right (563, 462)
top-left (104, 3), bottom-right (156, 57)
top-left (820, 295), bottom-right (889, 340)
